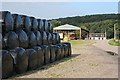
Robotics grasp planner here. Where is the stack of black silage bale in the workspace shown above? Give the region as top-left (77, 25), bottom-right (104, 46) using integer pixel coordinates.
top-left (0, 11), bottom-right (72, 79)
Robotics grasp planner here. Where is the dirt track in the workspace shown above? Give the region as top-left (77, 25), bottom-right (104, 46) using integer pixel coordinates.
top-left (12, 40), bottom-right (118, 78)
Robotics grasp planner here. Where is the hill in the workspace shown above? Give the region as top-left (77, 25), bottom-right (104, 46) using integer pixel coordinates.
top-left (49, 14), bottom-right (119, 39)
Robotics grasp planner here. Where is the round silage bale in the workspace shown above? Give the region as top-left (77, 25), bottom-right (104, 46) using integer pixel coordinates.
top-left (0, 33), bottom-right (2, 49)
top-left (37, 19), bottom-right (44, 32)
top-left (56, 43), bottom-right (65, 59)
top-left (21, 15), bottom-right (31, 32)
top-left (43, 19), bottom-right (48, 32)
top-left (43, 45), bottom-right (50, 64)
top-left (62, 42), bottom-right (72, 56)
top-left (4, 31), bottom-right (19, 49)
top-left (49, 45), bottom-right (56, 63)
top-left (54, 45), bottom-right (61, 61)
top-left (27, 31), bottom-right (37, 47)
top-left (52, 33), bottom-right (56, 45)
top-left (62, 44), bottom-right (68, 57)
top-left (34, 31), bottom-right (42, 46)
top-left (48, 22), bottom-right (53, 33)
top-left (12, 14), bottom-right (23, 31)
top-left (53, 33), bottom-right (60, 44)
top-left (16, 29), bottom-right (28, 48)
top-left (26, 49), bottom-right (38, 70)
top-left (2, 50), bottom-right (14, 79)
top-left (9, 47), bottom-right (28, 74)
top-left (1, 11), bottom-right (14, 35)
top-left (30, 17), bottom-right (38, 32)
top-left (33, 46), bottom-right (44, 67)
top-left (47, 32), bottom-right (52, 44)
top-left (42, 31), bottom-right (48, 45)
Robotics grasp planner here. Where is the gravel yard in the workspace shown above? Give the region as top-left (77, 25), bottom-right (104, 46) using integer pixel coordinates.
top-left (11, 40), bottom-right (118, 78)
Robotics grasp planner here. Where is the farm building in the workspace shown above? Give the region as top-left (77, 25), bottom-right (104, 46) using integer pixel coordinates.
top-left (89, 33), bottom-right (106, 40)
top-left (53, 24), bottom-right (89, 40)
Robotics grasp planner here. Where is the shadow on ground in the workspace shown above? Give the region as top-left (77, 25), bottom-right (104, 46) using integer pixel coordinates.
top-left (10, 54), bottom-right (80, 78)
top-left (105, 51), bottom-right (118, 56)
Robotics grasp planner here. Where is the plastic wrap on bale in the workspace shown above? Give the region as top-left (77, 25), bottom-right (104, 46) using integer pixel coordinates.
top-left (16, 29), bottom-right (28, 48)
top-left (2, 50), bottom-right (14, 79)
top-left (21, 15), bottom-right (31, 32)
top-left (1, 11), bottom-right (14, 35)
top-left (9, 47), bottom-right (28, 74)
top-left (4, 31), bottom-right (19, 49)
top-left (26, 49), bottom-right (38, 70)
top-left (33, 46), bottom-right (44, 67)
top-left (12, 14), bottom-right (23, 31)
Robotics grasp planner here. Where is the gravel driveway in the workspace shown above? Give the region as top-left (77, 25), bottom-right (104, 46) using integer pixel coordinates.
top-left (11, 40), bottom-right (118, 78)
top-left (93, 40), bottom-right (119, 54)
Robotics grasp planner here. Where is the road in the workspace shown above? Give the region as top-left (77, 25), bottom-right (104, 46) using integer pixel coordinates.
top-left (11, 40), bottom-right (118, 78)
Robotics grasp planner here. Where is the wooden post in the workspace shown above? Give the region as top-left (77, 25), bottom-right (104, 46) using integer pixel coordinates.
top-left (79, 29), bottom-right (81, 39)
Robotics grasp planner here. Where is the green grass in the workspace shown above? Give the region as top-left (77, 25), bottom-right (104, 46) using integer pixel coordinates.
top-left (68, 40), bottom-right (95, 45)
top-left (108, 39), bottom-right (120, 46)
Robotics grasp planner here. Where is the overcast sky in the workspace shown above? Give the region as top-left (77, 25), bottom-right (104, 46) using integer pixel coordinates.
top-left (1, 2), bottom-right (118, 20)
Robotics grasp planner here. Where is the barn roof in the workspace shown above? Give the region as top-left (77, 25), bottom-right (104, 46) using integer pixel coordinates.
top-left (53, 24), bottom-right (81, 30)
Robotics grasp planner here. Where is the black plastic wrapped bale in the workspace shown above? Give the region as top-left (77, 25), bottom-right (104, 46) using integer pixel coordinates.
top-left (2, 37), bottom-right (6, 49)
top-left (58, 43), bottom-right (65, 58)
top-left (53, 33), bottom-right (60, 44)
top-left (0, 33), bottom-right (2, 49)
top-left (34, 31), bottom-right (42, 46)
top-left (9, 47), bottom-right (28, 74)
top-left (27, 31), bottom-right (37, 47)
top-left (62, 42), bottom-right (72, 56)
top-left (47, 32), bottom-right (52, 44)
top-left (48, 22), bottom-right (53, 33)
top-left (16, 29), bottom-right (28, 48)
top-left (42, 31), bottom-right (48, 45)
top-left (4, 31), bottom-right (19, 49)
top-left (52, 33), bottom-right (56, 45)
top-left (56, 43), bottom-right (64, 59)
top-left (43, 19), bottom-right (48, 32)
top-left (62, 44), bottom-right (68, 57)
top-left (21, 15), bottom-right (31, 32)
top-left (0, 19), bottom-right (2, 33)
top-left (43, 45), bottom-right (50, 64)
top-left (33, 46), bottom-right (44, 67)
top-left (12, 14), bottom-right (22, 31)
top-left (26, 49), bottom-right (37, 70)
top-left (55, 45), bottom-right (61, 61)
top-left (1, 11), bottom-right (14, 35)
top-left (49, 45), bottom-right (55, 63)
top-left (30, 17), bottom-right (38, 32)
top-left (2, 50), bottom-right (14, 79)
top-left (37, 19), bottom-right (44, 32)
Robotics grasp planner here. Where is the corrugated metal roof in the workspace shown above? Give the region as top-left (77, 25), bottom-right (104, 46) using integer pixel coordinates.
top-left (53, 24), bottom-right (80, 30)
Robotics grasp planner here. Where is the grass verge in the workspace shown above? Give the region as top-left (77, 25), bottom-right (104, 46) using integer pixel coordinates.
top-left (68, 40), bottom-right (95, 45)
top-left (108, 39), bottom-right (120, 46)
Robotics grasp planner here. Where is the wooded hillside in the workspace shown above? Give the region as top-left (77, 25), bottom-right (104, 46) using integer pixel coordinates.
top-left (49, 14), bottom-right (119, 39)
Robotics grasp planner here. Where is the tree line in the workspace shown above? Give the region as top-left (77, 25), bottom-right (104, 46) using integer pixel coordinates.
top-left (49, 14), bottom-right (119, 39)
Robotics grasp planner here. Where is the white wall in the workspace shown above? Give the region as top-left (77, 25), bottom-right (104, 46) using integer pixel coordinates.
top-left (90, 37), bottom-right (106, 40)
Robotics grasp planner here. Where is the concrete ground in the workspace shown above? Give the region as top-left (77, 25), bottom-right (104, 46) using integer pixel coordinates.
top-left (11, 40), bottom-right (118, 78)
